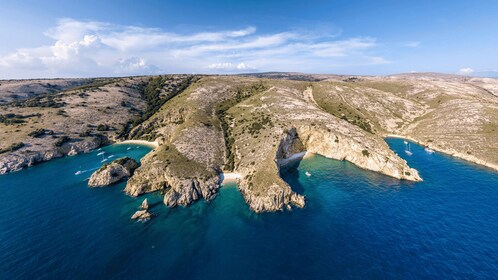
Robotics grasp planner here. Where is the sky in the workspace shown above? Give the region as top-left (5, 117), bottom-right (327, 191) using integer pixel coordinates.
top-left (0, 0), bottom-right (497, 78)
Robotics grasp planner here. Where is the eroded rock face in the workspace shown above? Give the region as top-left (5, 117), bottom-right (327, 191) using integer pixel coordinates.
top-left (124, 145), bottom-right (221, 208)
top-left (124, 156), bottom-right (167, 196)
top-left (297, 125), bottom-right (421, 181)
top-left (163, 176), bottom-right (220, 207)
top-left (239, 182), bottom-right (305, 213)
top-left (88, 157), bottom-right (139, 187)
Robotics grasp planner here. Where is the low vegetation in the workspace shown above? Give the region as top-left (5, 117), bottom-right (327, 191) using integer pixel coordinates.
top-left (119, 75), bottom-right (195, 139)
top-left (0, 142), bottom-right (24, 154)
top-left (28, 128), bottom-right (52, 138)
top-left (54, 136), bottom-right (70, 147)
top-left (0, 113), bottom-right (42, 125)
top-left (215, 82), bottom-right (268, 171)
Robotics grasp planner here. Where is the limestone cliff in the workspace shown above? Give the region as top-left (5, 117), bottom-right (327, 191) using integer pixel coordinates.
top-left (297, 125), bottom-right (420, 181)
top-left (3, 74), bottom-right (495, 214)
top-left (88, 157), bottom-right (139, 187)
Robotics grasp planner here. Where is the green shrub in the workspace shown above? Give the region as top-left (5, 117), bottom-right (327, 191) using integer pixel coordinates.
top-left (97, 124), bottom-right (109, 131)
top-left (0, 142), bottom-right (25, 154)
top-left (79, 129), bottom-right (92, 137)
top-left (0, 113), bottom-right (41, 125)
top-left (54, 136), bottom-right (70, 147)
top-left (28, 129), bottom-right (47, 138)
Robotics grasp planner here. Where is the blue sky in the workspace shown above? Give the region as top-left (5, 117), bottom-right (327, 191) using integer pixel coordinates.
top-left (0, 0), bottom-right (497, 78)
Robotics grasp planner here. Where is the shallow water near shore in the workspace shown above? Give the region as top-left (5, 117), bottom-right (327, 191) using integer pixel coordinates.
top-left (0, 139), bottom-right (497, 279)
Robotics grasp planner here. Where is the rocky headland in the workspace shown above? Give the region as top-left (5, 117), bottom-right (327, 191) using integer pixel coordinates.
top-left (1, 73), bottom-right (497, 213)
top-left (88, 157), bottom-right (139, 187)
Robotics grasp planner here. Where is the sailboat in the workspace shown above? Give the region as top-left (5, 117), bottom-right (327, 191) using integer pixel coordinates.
top-left (405, 142), bottom-right (413, 156)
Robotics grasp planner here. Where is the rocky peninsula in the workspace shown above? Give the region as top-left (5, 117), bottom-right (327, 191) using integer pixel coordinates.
top-left (88, 157), bottom-right (139, 187)
top-left (1, 73), bottom-right (497, 213)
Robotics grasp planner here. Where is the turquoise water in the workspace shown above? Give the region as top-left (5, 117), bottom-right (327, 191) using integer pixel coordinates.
top-left (0, 139), bottom-right (497, 279)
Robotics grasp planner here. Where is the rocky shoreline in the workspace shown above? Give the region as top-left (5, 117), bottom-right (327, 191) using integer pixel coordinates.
top-left (0, 138), bottom-right (158, 176)
top-left (0, 136), bottom-right (108, 175)
top-left (1, 73), bottom-right (496, 214)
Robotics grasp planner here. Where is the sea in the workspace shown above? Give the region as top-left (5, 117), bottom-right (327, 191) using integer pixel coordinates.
top-left (0, 138), bottom-right (496, 279)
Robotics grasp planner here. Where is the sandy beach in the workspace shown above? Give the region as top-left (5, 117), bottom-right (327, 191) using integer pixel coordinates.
top-left (221, 173), bottom-right (242, 184)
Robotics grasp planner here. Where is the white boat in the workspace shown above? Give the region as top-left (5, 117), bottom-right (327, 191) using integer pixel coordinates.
top-left (305, 171), bottom-right (312, 177)
top-left (75, 170), bottom-right (82, 175)
top-left (97, 151), bottom-right (105, 156)
top-left (425, 147), bottom-right (434, 154)
top-left (405, 142), bottom-right (413, 155)
top-left (403, 140), bottom-right (408, 145)
top-left (127, 147), bottom-right (132, 150)
top-left (108, 155), bottom-right (114, 159)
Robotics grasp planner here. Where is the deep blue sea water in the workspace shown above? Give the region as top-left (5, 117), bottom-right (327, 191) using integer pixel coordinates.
top-left (0, 139), bottom-right (497, 280)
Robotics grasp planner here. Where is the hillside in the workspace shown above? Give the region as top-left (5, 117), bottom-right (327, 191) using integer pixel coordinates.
top-left (1, 73), bottom-right (496, 212)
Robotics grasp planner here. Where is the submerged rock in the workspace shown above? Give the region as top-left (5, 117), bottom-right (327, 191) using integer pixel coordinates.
top-left (88, 157), bottom-right (139, 187)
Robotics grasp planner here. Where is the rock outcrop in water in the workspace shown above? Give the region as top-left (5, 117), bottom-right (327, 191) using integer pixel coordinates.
top-left (131, 210), bottom-right (151, 222)
top-left (88, 157), bottom-right (139, 187)
top-left (131, 198), bottom-right (152, 222)
top-left (140, 198), bottom-right (149, 210)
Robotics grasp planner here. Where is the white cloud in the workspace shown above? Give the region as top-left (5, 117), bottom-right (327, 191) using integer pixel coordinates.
top-left (458, 67), bottom-right (474, 75)
top-left (114, 57), bottom-right (160, 75)
top-left (404, 41), bottom-right (421, 48)
top-left (207, 62), bottom-right (255, 72)
top-left (0, 18), bottom-right (389, 78)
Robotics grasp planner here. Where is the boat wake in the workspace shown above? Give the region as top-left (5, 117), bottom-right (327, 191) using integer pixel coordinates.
top-left (74, 167), bottom-right (98, 176)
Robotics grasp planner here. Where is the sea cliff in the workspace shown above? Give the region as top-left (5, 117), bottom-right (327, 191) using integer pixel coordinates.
top-left (1, 73), bottom-right (496, 213)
